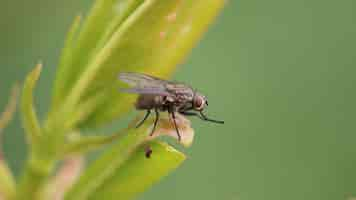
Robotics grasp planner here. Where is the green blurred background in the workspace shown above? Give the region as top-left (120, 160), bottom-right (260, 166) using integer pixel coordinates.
top-left (1, 0), bottom-right (356, 199)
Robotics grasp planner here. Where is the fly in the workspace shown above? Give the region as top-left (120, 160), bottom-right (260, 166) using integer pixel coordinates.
top-left (119, 72), bottom-right (224, 141)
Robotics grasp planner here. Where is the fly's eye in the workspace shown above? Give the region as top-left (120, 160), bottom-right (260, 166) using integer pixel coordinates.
top-left (194, 97), bottom-right (204, 110)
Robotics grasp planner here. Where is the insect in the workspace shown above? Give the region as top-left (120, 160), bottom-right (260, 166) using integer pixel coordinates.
top-left (119, 72), bottom-right (224, 141)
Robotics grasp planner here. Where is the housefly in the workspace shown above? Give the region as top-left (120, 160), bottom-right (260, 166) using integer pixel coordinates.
top-left (119, 72), bottom-right (224, 141)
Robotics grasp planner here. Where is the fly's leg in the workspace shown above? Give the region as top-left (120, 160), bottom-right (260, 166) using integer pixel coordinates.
top-left (199, 111), bottom-right (224, 124)
top-left (180, 111), bottom-right (202, 118)
top-left (180, 111), bottom-right (224, 124)
top-left (150, 109), bottom-right (159, 136)
top-left (136, 110), bottom-right (151, 128)
top-left (171, 111), bottom-right (181, 141)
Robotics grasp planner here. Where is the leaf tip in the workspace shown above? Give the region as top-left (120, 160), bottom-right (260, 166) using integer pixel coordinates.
top-left (29, 62), bottom-right (43, 82)
top-left (164, 142), bottom-right (186, 161)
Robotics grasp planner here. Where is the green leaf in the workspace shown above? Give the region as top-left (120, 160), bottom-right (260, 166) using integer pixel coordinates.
top-left (60, 133), bottom-right (121, 157)
top-left (0, 162), bottom-right (15, 199)
top-left (21, 63), bottom-right (42, 145)
top-left (89, 141), bottom-right (185, 200)
top-left (80, 0), bottom-right (225, 127)
top-left (52, 0), bottom-right (144, 109)
top-left (63, 90), bottom-right (107, 129)
top-left (94, 0), bottom-right (145, 51)
top-left (52, 14), bottom-right (82, 109)
top-left (64, 125), bottom-right (150, 200)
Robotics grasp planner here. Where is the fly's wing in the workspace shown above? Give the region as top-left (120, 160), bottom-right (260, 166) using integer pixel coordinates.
top-left (119, 72), bottom-right (194, 99)
top-left (119, 72), bottom-right (171, 96)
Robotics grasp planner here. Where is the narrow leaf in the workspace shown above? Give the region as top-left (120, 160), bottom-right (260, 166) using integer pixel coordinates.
top-left (0, 164), bottom-right (15, 199)
top-left (64, 125), bottom-right (150, 200)
top-left (94, 0), bottom-right (144, 52)
top-left (61, 133), bottom-right (121, 157)
top-left (52, 0), bottom-right (145, 107)
top-left (52, 14), bottom-right (82, 108)
top-left (89, 141), bottom-right (185, 200)
top-left (21, 63), bottom-right (42, 144)
top-left (63, 91), bottom-right (106, 129)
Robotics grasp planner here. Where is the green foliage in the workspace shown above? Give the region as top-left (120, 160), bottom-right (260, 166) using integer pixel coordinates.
top-left (65, 126), bottom-right (185, 200)
top-left (21, 64), bottom-right (42, 145)
top-left (88, 141), bottom-right (185, 200)
top-left (0, 0), bottom-right (224, 199)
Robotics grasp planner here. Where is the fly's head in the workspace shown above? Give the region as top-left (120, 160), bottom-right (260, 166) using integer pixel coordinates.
top-left (193, 92), bottom-right (208, 111)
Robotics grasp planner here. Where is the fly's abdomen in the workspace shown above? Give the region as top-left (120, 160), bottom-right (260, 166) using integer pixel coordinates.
top-left (135, 94), bottom-right (163, 110)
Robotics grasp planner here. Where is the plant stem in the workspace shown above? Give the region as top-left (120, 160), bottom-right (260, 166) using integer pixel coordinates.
top-left (16, 129), bottom-right (64, 200)
top-left (16, 153), bottom-right (55, 200)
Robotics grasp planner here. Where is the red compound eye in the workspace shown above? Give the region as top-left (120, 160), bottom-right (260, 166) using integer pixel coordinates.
top-left (194, 97), bottom-right (203, 110)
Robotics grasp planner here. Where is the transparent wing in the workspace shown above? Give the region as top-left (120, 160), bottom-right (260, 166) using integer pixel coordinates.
top-left (119, 72), bottom-right (195, 98)
top-left (118, 72), bottom-right (171, 95)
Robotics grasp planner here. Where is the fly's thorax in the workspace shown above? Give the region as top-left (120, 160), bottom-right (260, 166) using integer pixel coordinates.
top-left (178, 101), bottom-right (194, 112)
